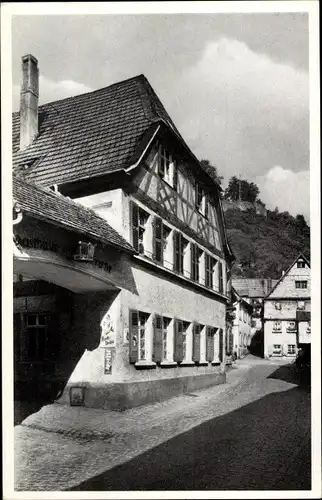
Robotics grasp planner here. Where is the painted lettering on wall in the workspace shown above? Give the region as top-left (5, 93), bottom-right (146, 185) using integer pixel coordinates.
top-left (14, 234), bottom-right (112, 273)
top-left (15, 235), bottom-right (59, 252)
top-left (104, 348), bottom-right (113, 374)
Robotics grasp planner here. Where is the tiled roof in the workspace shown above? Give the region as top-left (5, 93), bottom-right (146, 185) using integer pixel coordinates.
top-left (13, 176), bottom-right (135, 253)
top-left (232, 278), bottom-right (279, 298)
top-left (12, 74), bottom-right (220, 189)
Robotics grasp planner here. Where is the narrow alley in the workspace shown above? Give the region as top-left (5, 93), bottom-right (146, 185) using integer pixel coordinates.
top-left (14, 356), bottom-right (311, 491)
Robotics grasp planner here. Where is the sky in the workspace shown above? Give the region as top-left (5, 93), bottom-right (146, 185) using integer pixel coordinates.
top-left (11, 9), bottom-right (310, 220)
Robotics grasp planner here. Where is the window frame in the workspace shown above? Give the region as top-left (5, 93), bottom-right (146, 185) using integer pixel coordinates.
top-left (131, 202), bottom-right (149, 254)
top-left (173, 231), bottom-right (188, 275)
top-left (153, 217), bottom-right (171, 265)
top-left (195, 182), bottom-right (207, 217)
top-left (158, 144), bottom-right (177, 189)
top-left (295, 281), bottom-right (308, 289)
top-left (297, 261), bottom-right (305, 268)
top-left (23, 312), bottom-right (50, 362)
top-left (205, 254), bottom-right (215, 288)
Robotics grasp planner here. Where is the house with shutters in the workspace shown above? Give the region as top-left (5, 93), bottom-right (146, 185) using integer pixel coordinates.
top-left (12, 54), bottom-right (234, 411)
top-left (263, 254), bottom-right (310, 359)
top-left (230, 287), bottom-right (253, 359)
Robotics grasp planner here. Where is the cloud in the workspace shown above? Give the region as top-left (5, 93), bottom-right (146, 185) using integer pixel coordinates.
top-left (256, 166), bottom-right (310, 221)
top-left (12, 76), bottom-right (93, 111)
top-left (164, 38), bottom-right (309, 182)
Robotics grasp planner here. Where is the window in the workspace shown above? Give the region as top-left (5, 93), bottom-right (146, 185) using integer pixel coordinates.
top-left (174, 319), bottom-right (189, 362)
top-left (272, 321), bottom-right (282, 332)
top-left (153, 217), bottom-right (171, 265)
top-left (286, 321), bottom-right (297, 332)
top-left (173, 231), bottom-right (188, 274)
top-left (153, 314), bottom-right (171, 363)
top-left (297, 301), bottom-right (305, 310)
top-left (274, 302), bottom-right (282, 310)
top-left (192, 323), bottom-right (202, 363)
top-left (205, 254), bottom-right (215, 288)
top-left (288, 344), bottom-right (296, 355)
top-left (218, 261), bottom-right (224, 293)
top-left (206, 326), bottom-right (216, 362)
top-left (129, 310), bottom-right (150, 363)
top-left (195, 183), bottom-right (207, 216)
top-left (273, 344), bottom-right (282, 355)
top-left (23, 313), bottom-right (49, 361)
top-left (131, 203), bottom-right (149, 254)
top-left (191, 243), bottom-right (201, 282)
top-left (158, 145), bottom-right (177, 189)
top-left (295, 281), bottom-right (308, 289)
top-left (297, 261), bottom-right (305, 268)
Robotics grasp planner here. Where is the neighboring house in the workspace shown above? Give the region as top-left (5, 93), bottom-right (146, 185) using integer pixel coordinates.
top-left (230, 287), bottom-right (253, 359)
top-left (263, 254), bottom-right (310, 359)
top-left (232, 278), bottom-right (278, 331)
top-left (12, 54), bottom-right (234, 410)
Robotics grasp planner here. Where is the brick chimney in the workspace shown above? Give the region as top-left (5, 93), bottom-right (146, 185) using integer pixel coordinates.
top-left (20, 54), bottom-right (39, 150)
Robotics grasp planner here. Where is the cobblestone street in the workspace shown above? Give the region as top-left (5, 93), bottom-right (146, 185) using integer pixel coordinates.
top-left (13, 356), bottom-right (311, 492)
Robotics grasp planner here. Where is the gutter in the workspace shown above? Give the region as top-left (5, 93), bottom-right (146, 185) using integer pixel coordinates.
top-left (125, 124), bottom-right (161, 173)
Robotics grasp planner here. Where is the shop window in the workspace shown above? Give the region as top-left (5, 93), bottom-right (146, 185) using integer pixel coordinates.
top-left (153, 217), bottom-right (171, 266)
top-left (287, 344), bottom-right (296, 355)
top-left (153, 314), bottom-right (171, 363)
top-left (131, 203), bottom-right (150, 254)
top-left (22, 313), bottom-right (49, 361)
top-left (129, 310), bottom-right (150, 363)
top-left (297, 261), bottom-right (305, 268)
top-left (295, 281), bottom-right (307, 289)
top-left (173, 231), bottom-right (188, 275)
top-left (272, 321), bottom-right (282, 332)
top-left (195, 182), bottom-right (208, 217)
top-left (158, 145), bottom-right (177, 189)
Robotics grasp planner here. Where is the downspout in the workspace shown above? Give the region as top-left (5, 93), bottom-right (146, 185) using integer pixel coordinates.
top-left (13, 203), bottom-right (23, 225)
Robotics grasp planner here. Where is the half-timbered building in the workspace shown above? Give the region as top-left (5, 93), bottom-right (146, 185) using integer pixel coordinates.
top-left (12, 54), bottom-right (234, 410)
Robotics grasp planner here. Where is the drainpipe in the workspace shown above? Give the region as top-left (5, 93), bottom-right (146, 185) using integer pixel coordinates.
top-left (13, 203), bottom-right (23, 225)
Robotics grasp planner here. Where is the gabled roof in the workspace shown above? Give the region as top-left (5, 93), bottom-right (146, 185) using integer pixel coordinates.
top-left (13, 176), bottom-right (135, 253)
top-left (12, 74), bottom-right (221, 190)
top-left (232, 278), bottom-right (279, 298)
top-left (265, 253), bottom-right (311, 299)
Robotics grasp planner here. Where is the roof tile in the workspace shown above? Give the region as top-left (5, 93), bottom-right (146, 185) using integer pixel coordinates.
top-left (13, 176), bottom-right (135, 253)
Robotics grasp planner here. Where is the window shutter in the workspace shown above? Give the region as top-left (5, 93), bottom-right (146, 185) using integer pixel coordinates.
top-left (153, 314), bottom-right (163, 363)
top-left (192, 323), bottom-right (201, 363)
top-left (173, 162), bottom-right (178, 191)
top-left (14, 312), bottom-right (22, 361)
top-left (174, 318), bottom-right (184, 363)
top-left (173, 231), bottom-right (180, 273)
top-left (206, 327), bottom-right (215, 362)
top-left (158, 145), bottom-right (165, 177)
top-left (218, 262), bottom-right (223, 293)
top-left (218, 328), bottom-right (224, 362)
top-left (204, 194), bottom-right (209, 218)
top-left (154, 217), bottom-right (163, 264)
top-left (129, 310), bottom-right (139, 363)
top-left (131, 203), bottom-right (139, 251)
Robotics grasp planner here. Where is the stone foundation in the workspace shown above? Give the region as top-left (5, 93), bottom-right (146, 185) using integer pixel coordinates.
top-left (58, 372), bottom-right (226, 411)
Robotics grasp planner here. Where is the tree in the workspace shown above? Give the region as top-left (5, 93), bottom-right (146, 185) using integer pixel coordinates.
top-left (200, 159), bottom-right (223, 186)
top-left (224, 176), bottom-right (260, 202)
top-left (295, 214), bottom-right (308, 230)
